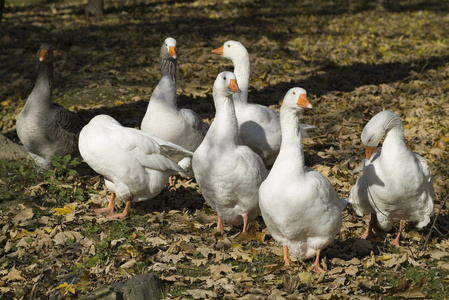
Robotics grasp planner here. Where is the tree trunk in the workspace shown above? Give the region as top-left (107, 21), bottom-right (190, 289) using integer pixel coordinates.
top-left (0, 0), bottom-right (5, 25)
top-left (86, 0), bottom-right (104, 15)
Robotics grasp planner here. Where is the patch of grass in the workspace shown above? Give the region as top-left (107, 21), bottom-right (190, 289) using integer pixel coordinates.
top-left (44, 155), bottom-right (88, 203)
top-left (6, 0), bottom-right (46, 6)
top-left (176, 261), bottom-right (210, 278)
top-left (0, 158), bottom-right (42, 204)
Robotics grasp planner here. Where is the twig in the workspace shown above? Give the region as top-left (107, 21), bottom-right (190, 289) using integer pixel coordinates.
top-left (395, 57), bottom-right (433, 90)
top-left (420, 193), bottom-right (448, 253)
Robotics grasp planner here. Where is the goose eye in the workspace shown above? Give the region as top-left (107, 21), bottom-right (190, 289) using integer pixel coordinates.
top-left (227, 45), bottom-right (231, 47)
top-left (293, 92), bottom-right (296, 95)
top-left (223, 77), bottom-right (226, 80)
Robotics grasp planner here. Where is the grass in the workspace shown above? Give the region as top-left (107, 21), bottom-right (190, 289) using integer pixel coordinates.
top-left (0, 159), bottom-right (42, 204)
top-left (5, 0), bottom-right (45, 6)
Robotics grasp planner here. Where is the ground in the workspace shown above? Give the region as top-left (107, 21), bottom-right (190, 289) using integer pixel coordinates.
top-left (1, 0), bottom-right (449, 299)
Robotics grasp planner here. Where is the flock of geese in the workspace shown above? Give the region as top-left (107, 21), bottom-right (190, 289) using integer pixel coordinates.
top-left (15, 38), bottom-right (435, 272)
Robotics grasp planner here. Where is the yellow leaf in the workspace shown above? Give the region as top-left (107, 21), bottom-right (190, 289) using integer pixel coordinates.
top-left (379, 254), bottom-right (392, 261)
top-left (53, 204), bottom-right (77, 216)
top-left (14, 229), bottom-right (35, 240)
top-left (114, 100), bottom-right (124, 106)
top-left (122, 244), bottom-right (139, 258)
top-left (57, 282), bottom-right (76, 295)
top-left (1, 100), bottom-right (10, 106)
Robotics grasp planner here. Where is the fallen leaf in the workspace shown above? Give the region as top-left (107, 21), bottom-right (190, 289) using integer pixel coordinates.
top-left (53, 203), bottom-right (77, 216)
top-left (57, 282), bottom-right (76, 296)
top-left (345, 265), bottom-right (359, 276)
top-left (119, 259), bottom-right (136, 269)
top-left (184, 289), bottom-right (217, 299)
top-left (383, 253), bottom-right (408, 268)
top-left (12, 207), bottom-right (34, 224)
top-left (391, 277), bottom-right (427, 298)
top-left (2, 268), bottom-right (25, 282)
top-left (430, 250), bottom-right (449, 260)
top-left (298, 271), bottom-right (314, 285)
top-left (146, 236), bottom-right (167, 246)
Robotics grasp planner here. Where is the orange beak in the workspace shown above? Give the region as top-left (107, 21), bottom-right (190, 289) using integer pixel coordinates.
top-left (39, 49), bottom-right (48, 62)
top-left (297, 94), bottom-right (313, 109)
top-left (211, 45), bottom-right (224, 55)
top-left (228, 79), bottom-right (241, 93)
top-left (365, 146), bottom-right (375, 159)
top-left (168, 46), bottom-right (177, 59)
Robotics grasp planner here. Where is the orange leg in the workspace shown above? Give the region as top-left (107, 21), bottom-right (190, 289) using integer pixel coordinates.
top-left (169, 176), bottom-right (176, 191)
top-left (308, 248), bottom-right (324, 273)
top-left (217, 216), bottom-right (224, 235)
top-left (390, 220), bottom-right (406, 246)
top-left (242, 214), bottom-right (248, 233)
top-left (361, 213), bottom-right (376, 240)
top-left (107, 198), bottom-right (132, 219)
top-left (283, 245), bottom-right (291, 267)
top-left (264, 245), bottom-right (290, 268)
top-left (94, 193), bottom-right (115, 215)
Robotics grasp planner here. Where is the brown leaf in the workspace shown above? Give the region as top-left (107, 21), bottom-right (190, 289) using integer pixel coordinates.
top-left (391, 277), bottom-right (427, 298)
top-left (184, 289), bottom-right (217, 299)
top-left (383, 253), bottom-right (408, 268)
top-left (2, 268), bottom-right (25, 282)
top-left (345, 265), bottom-right (359, 276)
top-left (12, 207), bottom-right (34, 224)
top-left (233, 222), bottom-right (266, 244)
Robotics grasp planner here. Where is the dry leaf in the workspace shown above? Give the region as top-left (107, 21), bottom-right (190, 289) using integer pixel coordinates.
top-left (2, 268), bottom-right (25, 282)
top-left (383, 253), bottom-right (408, 268)
top-left (146, 237), bottom-right (168, 246)
top-left (345, 265), bottom-right (359, 276)
top-left (12, 207), bottom-right (34, 224)
top-left (184, 289), bottom-right (217, 299)
top-left (391, 277), bottom-right (427, 298)
top-left (298, 271), bottom-right (314, 285)
top-left (119, 259), bottom-right (136, 269)
top-left (430, 250), bottom-right (449, 260)
top-left (53, 203), bottom-right (77, 216)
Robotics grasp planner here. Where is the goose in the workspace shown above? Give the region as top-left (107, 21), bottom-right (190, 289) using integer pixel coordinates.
top-left (259, 87), bottom-right (345, 272)
top-left (348, 110), bottom-right (434, 245)
top-left (16, 44), bottom-right (87, 171)
top-left (141, 37), bottom-right (208, 184)
top-left (212, 40), bottom-right (315, 168)
top-left (192, 71), bottom-right (268, 234)
top-left (79, 114), bottom-right (193, 219)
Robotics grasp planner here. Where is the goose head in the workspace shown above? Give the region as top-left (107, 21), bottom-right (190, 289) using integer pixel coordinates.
top-left (37, 43), bottom-right (54, 64)
top-left (211, 40), bottom-right (247, 61)
top-left (361, 110), bottom-right (402, 159)
top-left (213, 71), bottom-right (241, 97)
top-left (161, 37), bottom-right (177, 60)
top-left (281, 87), bottom-right (312, 113)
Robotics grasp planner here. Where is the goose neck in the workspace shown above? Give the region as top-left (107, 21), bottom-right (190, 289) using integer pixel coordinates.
top-left (279, 107), bottom-right (305, 169)
top-left (382, 125), bottom-right (408, 156)
top-left (160, 58), bottom-right (177, 82)
top-left (232, 55), bottom-right (250, 103)
top-left (208, 93), bottom-right (239, 144)
top-left (29, 62), bottom-right (53, 106)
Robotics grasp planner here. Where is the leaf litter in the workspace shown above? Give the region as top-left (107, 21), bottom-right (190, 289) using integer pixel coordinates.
top-left (1, 0), bottom-right (449, 299)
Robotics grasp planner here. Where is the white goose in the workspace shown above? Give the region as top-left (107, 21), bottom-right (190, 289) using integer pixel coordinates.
top-left (348, 110), bottom-right (434, 245)
top-left (16, 44), bottom-right (86, 171)
top-left (259, 88), bottom-right (344, 272)
top-left (79, 114), bottom-right (193, 219)
top-left (192, 71), bottom-right (268, 234)
top-left (212, 40), bottom-right (315, 168)
top-left (141, 37), bottom-right (208, 182)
